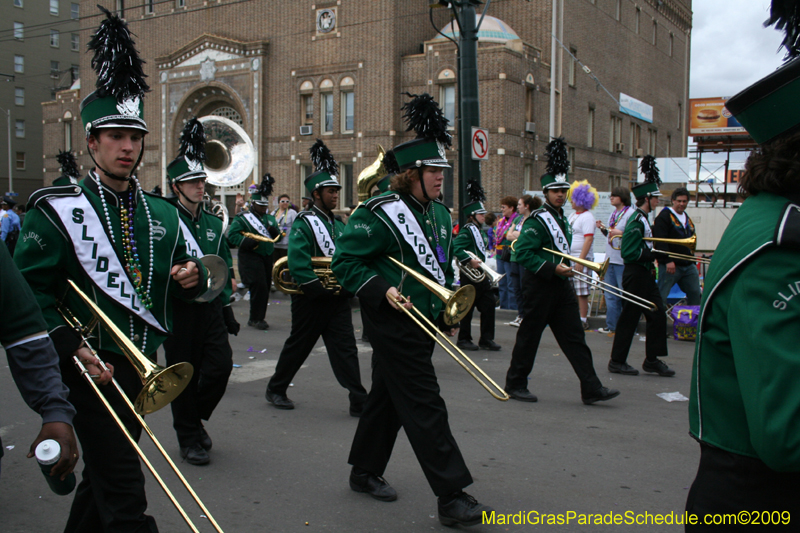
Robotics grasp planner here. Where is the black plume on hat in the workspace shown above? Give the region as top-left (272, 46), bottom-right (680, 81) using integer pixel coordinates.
top-left (87, 6), bottom-right (150, 102)
top-left (309, 139), bottom-right (339, 176)
top-left (639, 155), bottom-right (661, 185)
top-left (56, 149), bottom-right (80, 180)
top-left (466, 179), bottom-right (486, 203)
top-left (383, 150), bottom-right (399, 175)
top-left (766, 0), bottom-right (800, 60)
top-left (401, 93), bottom-right (452, 147)
top-left (178, 117), bottom-right (206, 163)
top-left (258, 173), bottom-right (275, 197)
top-left (545, 137), bottom-right (570, 176)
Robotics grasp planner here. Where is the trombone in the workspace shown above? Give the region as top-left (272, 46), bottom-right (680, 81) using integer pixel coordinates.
top-left (610, 234), bottom-right (711, 265)
top-left (387, 257), bottom-right (509, 401)
top-left (510, 241), bottom-right (657, 311)
top-left (58, 280), bottom-right (224, 532)
top-left (240, 230), bottom-right (285, 244)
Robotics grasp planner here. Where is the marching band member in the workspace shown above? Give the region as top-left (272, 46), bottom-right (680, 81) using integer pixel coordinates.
top-left (14, 8), bottom-right (205, 530)
top-left (227, 175), bottom-right (281, 330)
top-left (332, 94), bottom-right (493, 527)
top-left (265, 140), bottom-right (367, 414)
top-left (687, 2), bottom-right (800, 522)
top-left (163, 118), bottom-right (238, 466)
top-left (504, 138), bottom-right (619, 405)
top-left (453, 180), bottom-right (501, 352)
top-left (607, 156), bottom-right (674, 377)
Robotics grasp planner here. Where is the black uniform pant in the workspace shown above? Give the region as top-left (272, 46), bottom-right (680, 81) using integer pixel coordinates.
top-left (458, 277), bottom-right (496, 343)
top-left (610, 263), bottom-right (668, 364)
top-left (685, 444), bottom-right (800, 531)
top-left (238, 251), bottom-right (273, 322)
top-left (61, 350), bottom-right (158, 533)
top-left (349, 297), bottom-right (473, 497)
top-left (163, 298), bottom-right (232, 448)
top-left (267, 294), bottom-right (367, 407)
top-left (505, 271), bottom-right (602, 396)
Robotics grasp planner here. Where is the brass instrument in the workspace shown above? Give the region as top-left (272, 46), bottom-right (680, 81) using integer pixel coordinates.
top-left (198, 116), bottom-right (254, 188)
top-left (240, 230), bottom-right (285, 244)
top-left (204, 193), bottom-right (229, 235)
top-left (356, 145), bottom-right (388, 202)
top-left (57, 280), bottom-right (224, 532)
top-left (458, 250), bottom-right (505, 288)
top-left (610, 234), bottom-right (711, 265)
top-left (195, 254), bottom-right (230, 303)
top-left (272, 255), bottom-right (341, 295)
top-left (511, 240), bottom-right (657, 311)
top-left (386, 257), bottom-right (508, 401)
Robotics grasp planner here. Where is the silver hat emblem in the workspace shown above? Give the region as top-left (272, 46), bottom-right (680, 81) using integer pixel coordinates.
top-left (555, 174), bottom-right (567, 183)
top-left (186, 156), bottom-right (202, 172)
top-left (116, 96), bottom-right (141, 118)
top-left (437, 141), bottom-right (447, 160)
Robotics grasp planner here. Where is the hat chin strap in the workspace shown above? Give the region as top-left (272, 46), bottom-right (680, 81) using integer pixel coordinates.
top-left (86, 138), bottom-right (145, 183)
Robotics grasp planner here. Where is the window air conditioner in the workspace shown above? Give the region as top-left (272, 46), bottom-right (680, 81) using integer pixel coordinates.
top-left (525, 122), bottom-right (536, 134)
top-left (615, 142), bottom-right (624, 153)
top-left (300, 125), bottom-right (313, 135)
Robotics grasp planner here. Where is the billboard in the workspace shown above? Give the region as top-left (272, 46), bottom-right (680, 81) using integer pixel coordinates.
top-left (620, 93), bottom-right (653, 123)
top-left (689, 97), bottom-right (747, 136)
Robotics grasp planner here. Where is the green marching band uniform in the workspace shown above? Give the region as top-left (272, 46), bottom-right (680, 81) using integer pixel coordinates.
top-left (226, 177), bottom-right (279, 328)
top-left (14, 7), bottom-right (206, 532)
top-left (332, 93), bottom-right (493, 527)
top-left (504, 138), bottom-right (617, 405)
top-left (608, 160), bottom-right (673, 377)
top-left (162, 118), bottom-right (237, 466)
top-left (265, 139), bottom-right (367, 413)
top-left (452, 181), bottom-right (500, 350)
top-left (686, 1), bottom-right (800, 524)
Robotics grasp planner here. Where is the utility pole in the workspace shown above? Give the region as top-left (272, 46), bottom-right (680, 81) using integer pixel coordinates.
top-left (431, 0), bottom-right (490, 226)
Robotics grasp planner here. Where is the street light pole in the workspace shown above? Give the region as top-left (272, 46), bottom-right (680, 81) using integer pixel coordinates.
top-left (0, 106), bottom-right (12, 195)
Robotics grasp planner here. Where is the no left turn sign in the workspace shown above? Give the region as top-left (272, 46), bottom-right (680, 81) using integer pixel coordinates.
top-left (471, 127), bottom-right (489, 161)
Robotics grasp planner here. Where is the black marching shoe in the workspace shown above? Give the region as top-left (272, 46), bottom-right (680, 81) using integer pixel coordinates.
top-left (180, 443), bottom-right (210, 466)
top-left (266, 389), bottom-right (295, 410)
top-left (505, 388), bottom-right (538, 402)
top-left (199, 426), bottom-right (212, 451)
top-left (438, 492), bottom-right (493, 527)
top-left (582, 387), bottom-right (621, 405)
top-left (456, 340), bottom-right (479, 351)
top-left (247, 319), bottom-right (269, 330)
top-left (349, 468), bottom-right (397, 502)
top-left (608, 360), bottom-right (640, 376)
top-left (478, 339), bottom-right (501, 351)
top-left (642, 358), bottom-right (676, 377)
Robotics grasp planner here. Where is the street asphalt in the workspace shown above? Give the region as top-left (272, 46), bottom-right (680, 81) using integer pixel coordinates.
top-left (1, 289), bottom-right (700, 532)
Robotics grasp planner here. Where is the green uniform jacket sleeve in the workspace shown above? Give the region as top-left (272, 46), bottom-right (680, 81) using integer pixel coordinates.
top-left (621, 214), bottom-right (656, 265)
top-left (331, 205), bottom-right (394, 308)
top-left (226, 215), bottom-right (247, 248)
top-left (1, 241), bottom-right (48, 345)
top-left (453, 225), bottom-right (477, 264)
top-left (217, 227), bottom-right (234, 304)
top-left (513, 217), bottom-right (560, 279)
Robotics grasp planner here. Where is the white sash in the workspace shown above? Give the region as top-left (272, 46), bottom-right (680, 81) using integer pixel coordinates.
top-left (302, 214), bottom-right (336, 257)
top-left (244, 212), bottom-right (269, 237)
top-left (641, 212), bottom-right (654, 249)
top-left (379, 200), bottom-right (446, 286)
top-left (179, 219), bottom-right (204, 258)
top-left (467, 224), bottom-right (486, 259)
top-left (45, 194), bottom-right (167, 333)
top-left (537, 211), bottom-right (570, 256)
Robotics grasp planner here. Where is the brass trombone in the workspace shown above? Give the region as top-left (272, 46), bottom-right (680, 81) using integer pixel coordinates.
top-left (387, 257), bottom-right (509, 401)
top-left (239, 230), bottom-right (285, 244)
top-left (58, 280), bottom-right (224, 532)
top-left (610, 234), bottom-right (711, 265)
top-left (510, 241), bottom-right (657, 311)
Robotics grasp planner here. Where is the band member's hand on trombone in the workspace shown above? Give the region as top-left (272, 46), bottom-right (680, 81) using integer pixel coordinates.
top-left (386, 286), bottom-right (459, 337)
top-left (170, 261), bottom-right (200, 289)
top-left (555, 263), bottom-right (574, 277)
top-left (74, 344), bottom-right (114, 385)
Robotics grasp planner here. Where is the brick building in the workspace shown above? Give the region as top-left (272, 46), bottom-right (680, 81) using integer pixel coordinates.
top-left (42, 0), bottom-right (691, 214)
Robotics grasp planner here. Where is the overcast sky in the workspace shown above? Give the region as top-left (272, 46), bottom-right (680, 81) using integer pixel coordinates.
top-left (690, 0), bottom-right (785, 98)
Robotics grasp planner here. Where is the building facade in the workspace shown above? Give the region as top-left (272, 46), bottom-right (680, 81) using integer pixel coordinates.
top-left (42, 0), bottom-right (691, 214)
top-left (1, 0), bottom-right (81, 203)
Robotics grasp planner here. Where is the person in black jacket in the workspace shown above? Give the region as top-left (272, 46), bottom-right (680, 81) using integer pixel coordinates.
top-left (652, 187), bottom-right (701, 305)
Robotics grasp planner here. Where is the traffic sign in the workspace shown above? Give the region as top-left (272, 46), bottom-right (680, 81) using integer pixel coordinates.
top-left (471, 127), bottom-right (488, 161)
